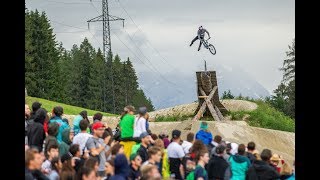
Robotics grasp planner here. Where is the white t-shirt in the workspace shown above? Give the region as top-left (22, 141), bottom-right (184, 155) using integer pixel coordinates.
top-left (181, 141), bottom-right (193, 154)
top-left (167, 142), bottom-right (185, 158)
top-left (133, 116), bottom-right (147, 137)
top-left (72, 132), bottom-right (93, 155)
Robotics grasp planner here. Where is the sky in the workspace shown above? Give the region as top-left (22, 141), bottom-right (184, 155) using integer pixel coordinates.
top-left (26, 0), bottom-right (295, 94)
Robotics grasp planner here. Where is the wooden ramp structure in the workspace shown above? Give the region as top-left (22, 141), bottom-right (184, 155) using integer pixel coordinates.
top-left (193, 71), bottom-right (228, 121)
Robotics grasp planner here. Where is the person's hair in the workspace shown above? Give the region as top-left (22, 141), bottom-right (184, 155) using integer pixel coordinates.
top-left (214, 135), bottom-right (222, 144)
top-left (47, 144), bottom-right (59, 153)
top-left (281, 162), bottom-right (293, 175)
top-left (254, 153), bottom-right (261, 160)
top-left (93, 112), bottom-right (103, 121)
top-left (148, 146), bottom-right (161, 158)
top-left (51, 156), bottom-right (61, 172)
top-left (238, 144), bottom-right (246, 155)
top-left (34, 108), bottom-right (47, 124)
top-left (195, 149), bottom-right (208, 163)
top-left (190, 140), bottom-right (207, 155)
top-left (84, 157), bottom-right (98, 169)
top-left (111, 144), bottom-right (124, 156)
top-left (154, 139), bottom-right (164, 149)
top-left (69, 144), bottom-right (80, 157)
top-left (226, 143), bottom-right (232, 153)
top-left (102, 130), bottom-right (112, 140)
top-left (79, 120), bottom-right (89, 131)
top-left (120, 105), bottom-right (135, 120)
top-left (247, 142), bottom-right (256, 151)
top-left (216, 145), bottom-right (226, 155)
top-left (187, 132), bottom-right (195, 142)
top-left (260, 149), bottom-right (272, 162)
top-left (25, 148), bottom-right (39, 167)
top-left (32, 101), bottom-right (42, 113)
top-left (140, 164), bottom-right (158, 180)
top-left (151, 134), bottom-right (158, 141)
top-left (79, 111), bottom-right (88, 119)
top-left (76, 166), bottom-right (95, 180)
top-left (48, 122), bottom-right (59, 136)
top-left (53, 106), bottom-right (63, 117)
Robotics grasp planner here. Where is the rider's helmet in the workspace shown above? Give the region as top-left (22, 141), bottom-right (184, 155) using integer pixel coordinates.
top-left (199, 26), bottom-right (203, 30)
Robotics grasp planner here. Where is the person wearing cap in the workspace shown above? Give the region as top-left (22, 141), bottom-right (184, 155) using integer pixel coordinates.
top-left (137, 132), bottom-right (152, 163)
top-left (196, 121), bottom-right (213, 146)
top-left (85, 121), bottom-right (108, 178)
top-left (207, 145), bottom-right (231, 180)
top-left (133, 106), bottom-right (148, 138)
top-left (167, 129), bottom-right (185, 180)
top-left (119, 105), bottom-right (136, 160)
top-left (128, 153), bottom-right (142, 180)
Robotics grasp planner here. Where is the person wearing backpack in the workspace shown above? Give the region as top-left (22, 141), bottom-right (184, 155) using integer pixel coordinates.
top-left (49, 106), bottom-right (70, 143)
top-left (187, 149), bottom-right (210, 180)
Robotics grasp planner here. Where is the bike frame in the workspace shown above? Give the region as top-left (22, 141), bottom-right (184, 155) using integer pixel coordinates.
top-left (200, 37), bottom-right (211, 49)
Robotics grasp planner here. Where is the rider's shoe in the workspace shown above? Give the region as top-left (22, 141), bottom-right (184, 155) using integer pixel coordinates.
top-left (189, 43), bottom-right (192, 47)
top-left (198, 48), bottom-right (201, 51)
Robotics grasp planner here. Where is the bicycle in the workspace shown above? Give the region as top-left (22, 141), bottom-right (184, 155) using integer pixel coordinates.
top-left (200, 37), bottom-right (216, 55)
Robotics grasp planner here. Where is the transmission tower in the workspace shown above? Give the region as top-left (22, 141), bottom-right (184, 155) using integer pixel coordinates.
top-left (87, 0), bottom-right (125, 114)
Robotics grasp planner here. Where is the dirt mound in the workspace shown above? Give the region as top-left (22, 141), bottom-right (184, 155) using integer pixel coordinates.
top-left (221, 99), bottom-right (258, 112)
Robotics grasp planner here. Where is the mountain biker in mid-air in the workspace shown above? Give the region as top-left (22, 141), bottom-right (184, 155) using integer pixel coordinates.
top-left (189, 26), bottom-right (211, 51)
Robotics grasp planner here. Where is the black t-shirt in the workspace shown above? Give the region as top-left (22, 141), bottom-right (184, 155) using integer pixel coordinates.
top-left (137, 144), bottom-right (148, 163)
top-left (128, 165), bottom-right (140, 180)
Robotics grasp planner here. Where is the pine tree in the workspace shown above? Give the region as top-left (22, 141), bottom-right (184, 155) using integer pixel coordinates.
top-left (113, 55), bottom-right (126, 113)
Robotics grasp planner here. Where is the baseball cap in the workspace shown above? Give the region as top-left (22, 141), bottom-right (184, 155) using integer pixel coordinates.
top-left (138, 107), bottom-right (147, 115)
top-left (200, 121), bottom-right (208, 130)
top-left (172, 130), bottom-right (181, 139)
top-left (140, 131), bottom-right (150, 139)
top-left (92, 122), bottom-right (105, 130)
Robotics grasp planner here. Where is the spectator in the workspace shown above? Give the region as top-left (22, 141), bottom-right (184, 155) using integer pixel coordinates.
top-left (280, 162), bottom-right (295, 180)
top-left (72, 120), bottom-right (93, 156)
top-left (102, 130), bottom-right (113, 160)
top-left (141, 146), bottom-right (162, 170)
top-left (246, 149), bottom-right (280, 180)
top-left (210, 135), bottom-right (222, 157)
top-left (59, 128), bottom-right (73, 157)
top-left (182, 132), bottom-right (194, 154)
top-left (110, 154), bottom-right (130, 180)
top-left (89, 112), bottom-right (103, 134)
top-left (76, 166), bottom-right (97, 180)
top-left (229, 144), bottom-right (251, 180)
top-left (167, 129), bottom-right (185, 180)
top-left (83, 157), bottom-right (99, 174)
top-left (41, 144), bottom-right (59, 175)
top-left (196, 122), bottom-right (213, 155)
top-left (25, 104), bottom-right (31, 146)
top-left (144, 112), bottom-right (150, 132)
top-left (60, 152), bottom-right (76, 180)
top-left (246, 141), bottom-right (257, 164)
top-left (224, 142), bottom-right (232, 161)
top-left (133, 106), bottom-right (148, 138)
top-left (25, 148), bottom-right (49, 180)
top-left (189, 140), bottom-right (207, 160)
top-left (105, 159), bottom-right (115, 180)
top-left (151, 133), bottom-right (158, 141)
top-left (27, 108), bottom-right (47, 152)
top-left (140, 164), bottom-right (161, 180)
top-left (85, 121), bottom-right (108, 178)
top-left (230, 143), bottom-right (239, 155)
top-left (137, 132), bottom-right (152, 163)
top-left (30, 101), bottom-right (42, 120)
top-left (154, 139), bottom-right (170, 179)
top-left (270, 154), bottom-right (283, 173)
top-left (193, 149), bottom-right (210, 180)
top-left (119, 105), bottom-right (136, 160)
top-left (69, 144), bottom-right (84, 173)
top-left (44, 123), bottom-right (59, 159)
top-left (73, 110), bottom-right (88, 135)
top-left (110, 143), bottom-right (124, 159)
top-left (128, 153), bottom-right (142, 180)
top-left (49, 106), bottom-right (70, 143)
top-left (207, 145), bottom-right (231, 180)
top-left (47, 156), bottom-right (62, 180)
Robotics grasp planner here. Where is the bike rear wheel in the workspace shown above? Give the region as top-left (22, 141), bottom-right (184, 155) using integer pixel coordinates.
top-left (208, 44), bottom-right (216, 55)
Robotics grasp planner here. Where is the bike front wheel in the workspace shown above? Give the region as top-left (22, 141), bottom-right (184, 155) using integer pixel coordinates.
top-left (208, 44), bottom-right (216, 55)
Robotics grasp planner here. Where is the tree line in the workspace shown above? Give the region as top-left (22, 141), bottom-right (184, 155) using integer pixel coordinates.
top-left (25, 8), bottom-right (154, 114)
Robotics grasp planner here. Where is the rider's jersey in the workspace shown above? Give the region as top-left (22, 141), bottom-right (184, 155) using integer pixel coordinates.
top-left (197, 29), bottom-right (210, 38)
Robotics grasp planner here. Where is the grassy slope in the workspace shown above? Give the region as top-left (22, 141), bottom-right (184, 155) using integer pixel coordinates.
top-left (26, 96), bottom-right (115, 116)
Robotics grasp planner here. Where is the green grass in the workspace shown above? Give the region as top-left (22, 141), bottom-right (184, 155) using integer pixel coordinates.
top-left (26, 96), bottom-right (115, 116)
top-left (154, 114), bottom-right (192, 122)
top-left (230, 100), bottom-right (295, 132)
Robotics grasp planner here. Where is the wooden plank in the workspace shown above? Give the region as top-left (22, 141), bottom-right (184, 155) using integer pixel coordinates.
top-left (198, 96), bottom-right (208, 98)
top-left (194, 86), bottom-right (218, 121)
top-left (214, 105), bottom-right (224, 121)
top-left (206, 100), bottom-right (221, 121)
top-left (193, 101), bottom-right (207, 121)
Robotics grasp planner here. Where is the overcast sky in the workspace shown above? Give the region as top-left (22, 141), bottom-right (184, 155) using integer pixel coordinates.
top-left (26, 0), bottom-right (295, 94)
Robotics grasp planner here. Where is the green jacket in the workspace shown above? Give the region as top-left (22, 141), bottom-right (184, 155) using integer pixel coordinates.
top-left (59, 128), bottom-right (72, 157)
